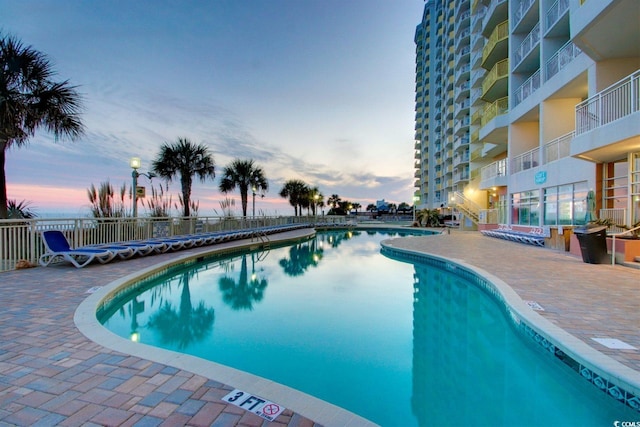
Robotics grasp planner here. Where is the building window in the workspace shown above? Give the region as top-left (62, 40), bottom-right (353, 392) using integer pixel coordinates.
top-left (512, 190), bottom-right (540, 226)
top-left (543, 182), bottom-right (588, 226)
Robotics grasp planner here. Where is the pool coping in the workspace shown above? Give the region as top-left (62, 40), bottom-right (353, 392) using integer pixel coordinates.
top-left (380, 239), bottom-right (640, 413)
top-left (74, 228), bottom-right (379, 427)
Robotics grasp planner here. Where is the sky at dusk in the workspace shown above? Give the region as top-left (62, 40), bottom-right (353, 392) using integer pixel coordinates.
top-left (2, 0), bottom-right (424, 217)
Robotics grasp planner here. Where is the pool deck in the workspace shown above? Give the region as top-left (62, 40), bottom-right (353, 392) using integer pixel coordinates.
top-left (1, 227), bottom-right (639, 426)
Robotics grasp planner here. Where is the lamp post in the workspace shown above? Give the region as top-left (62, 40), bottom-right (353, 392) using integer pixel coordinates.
top-left (252, 185), bottom-right (257, 218)
top-left (130, 157), bottom-right (141, 218)
top-left (130, 157), bottom-right (155, 218)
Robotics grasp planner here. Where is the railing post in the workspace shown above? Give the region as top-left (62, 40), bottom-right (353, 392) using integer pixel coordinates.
top-left (28, 220), bottom-right (35, 264)
top-left (612, 234), bottom-right (616, 265)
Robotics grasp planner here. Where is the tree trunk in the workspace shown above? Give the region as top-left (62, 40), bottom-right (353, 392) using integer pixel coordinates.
top-left (181, 176), bottom-right (192, 217)
top-left (240, 188), bottom-right (248, 218)
top-left (0, 142), bottom-right (8, 219)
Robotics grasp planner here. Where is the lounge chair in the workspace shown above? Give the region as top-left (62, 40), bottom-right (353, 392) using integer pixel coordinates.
top-left (40, 231), bottom-right (116, 268)
top-left (86, 244), bottom-right (136, 259)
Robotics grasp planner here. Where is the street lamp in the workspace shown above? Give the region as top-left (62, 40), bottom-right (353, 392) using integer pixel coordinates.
top-left (252, 185), bottom-right (257, 218)
top-left (130, 157), bottom-right (141, 218)
top-left (130, 157), bottom-right (154, 218)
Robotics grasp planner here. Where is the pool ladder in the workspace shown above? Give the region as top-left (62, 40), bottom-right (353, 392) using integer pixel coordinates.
top-left (254, 230), bottom-right (270, 250)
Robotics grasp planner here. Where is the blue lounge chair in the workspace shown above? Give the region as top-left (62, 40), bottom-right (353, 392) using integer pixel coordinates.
top-left (40, 231), bottom-right (116, 268)
top-left (86, 244), bottom-right (136, 259)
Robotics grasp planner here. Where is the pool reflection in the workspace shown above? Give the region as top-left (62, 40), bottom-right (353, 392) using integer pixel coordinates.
top-left (219, 253), bottom-right (268, 311)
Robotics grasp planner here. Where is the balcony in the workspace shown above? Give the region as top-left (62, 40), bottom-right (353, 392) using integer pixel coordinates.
top-left (482, 0), bottom-right (508, 39)
top-left (512, 147), bottom-right (540, 173)
top-left (482, 20), bottom-right (509, 70)
top-left (481, 96), bottom-right (509, 126)
top-left (453, 135), bottom-right (469, 152)
top-left (481, 158), bottom-right (507, 181)
top-left (545, 0), bottom-right (569, 33)
top-left (576, 69), bottom-right (640, 135)
top-left (545, 41), bottom-right (581, 81)
top-left (513, 0), bottom-right (537, 30)
top-left (482, 59), bottom-right (509, 102)
top-left (514, 69), bottom-right (541, 107)
top-left (513, 23), bottom-right (540, 71)
top-left (453, 152), bottom-right (470, 168)
top-left (543, 131), bottom-right (573, 164)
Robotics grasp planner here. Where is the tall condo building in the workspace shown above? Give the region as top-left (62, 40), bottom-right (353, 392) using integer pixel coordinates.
top-left (414, 0), bottom-right (639, 233)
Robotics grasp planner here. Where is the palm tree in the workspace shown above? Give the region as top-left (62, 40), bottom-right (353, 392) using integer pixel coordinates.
top-left (279, 179), bottom-right (309, 216)
top-left (327, 194), bottom-right (341, 211)
top-left (146, 271), bottom-right (215, 349)
top-left (151, 137), bottom-right (215, 217)
top-left (0, 33), bottom-right (84, 219)
top-left (417, 208), bottom-right (441, 227)
top-left (218, 159), bottom-right (268, 218)
top-left (308, 186), bottom-right (324, 216)
top-left (7, 199), bottom-right (37, 219)
top-left (218, 254), bottom-right (268, 311)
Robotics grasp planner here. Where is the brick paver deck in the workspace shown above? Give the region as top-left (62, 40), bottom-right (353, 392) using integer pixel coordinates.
top-left (0, 227), bottom-right (638, 426)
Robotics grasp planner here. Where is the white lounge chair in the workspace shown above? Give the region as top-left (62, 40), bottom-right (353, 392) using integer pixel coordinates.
top-left (40, 231), bottom-right (116, 268)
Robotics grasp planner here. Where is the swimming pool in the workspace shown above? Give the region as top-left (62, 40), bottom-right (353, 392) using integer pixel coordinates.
top-left (98, 229), bottom-right (637, 426)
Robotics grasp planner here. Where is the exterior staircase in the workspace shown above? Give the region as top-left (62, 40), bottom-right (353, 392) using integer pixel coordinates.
top-left (451, 191), bottom-right (481, 225)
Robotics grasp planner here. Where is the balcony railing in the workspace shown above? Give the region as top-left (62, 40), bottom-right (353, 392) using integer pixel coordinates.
top-left (455, 64), bottom-right (471, 83)
top-left (514, 69), bottom-right (541, 106)
top-left (512, 147), bottom-right (540, 173)
top-left (543, 131), bottom-right (574, 163)
top-left (576, 69), bottom-right (640, 135)
top-left (481, 96), bottom-right (509, 126)
top-left (481, 158), bottom-right (508, 180)
top-left (546, 0), bottom-right (570, 32)
top-left (514, 0), bottom-right (536, 28)
top-left (482, 59), bottom-right (509, 98)
top-left (513, 23), bottom-right (540, 66)
top-left (545, 41), bottom-right (582, 81)
top-left (482, 20), bottom-right (509, 65)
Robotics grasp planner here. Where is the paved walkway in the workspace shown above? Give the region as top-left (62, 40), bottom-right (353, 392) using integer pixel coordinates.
top-left (0, 228), bottom-right (639, 426)
top-left (0, 230), bottom-right (323, 427)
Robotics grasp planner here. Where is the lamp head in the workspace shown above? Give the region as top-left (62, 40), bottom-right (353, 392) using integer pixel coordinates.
top-left (130, 157), bottom-right (141, 170)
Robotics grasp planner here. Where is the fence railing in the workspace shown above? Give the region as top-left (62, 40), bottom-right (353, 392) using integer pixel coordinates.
top-left (545, 0), bottom-right (569, 33)
top-left (576, 69), bottom-right (640, 135)
top-left (543, 131), bottom-right (574, 163)
top-left (545, 41), bottom-right (581, 81)
top-left (512, 147), bottom-right (540, 173)
top-left (599, 208), bottom-right (627, 234)
top-left (514, 69), bottom-right (541, 106)
top-left (481, 158), bottom-right (508, 181)
top-left (0, 215), bottom-right (348, 272)
top-left (513, 23), bottom-right (540, 67)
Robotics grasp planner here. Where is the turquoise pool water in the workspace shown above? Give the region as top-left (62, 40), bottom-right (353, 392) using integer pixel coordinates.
top-left (99, 229), bottom-right (637, 426)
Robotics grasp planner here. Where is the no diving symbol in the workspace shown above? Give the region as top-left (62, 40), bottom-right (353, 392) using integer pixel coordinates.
top-left (222, 389), bottom-right (285, 421)
top-left (263, 403), bottom-right (280, 416)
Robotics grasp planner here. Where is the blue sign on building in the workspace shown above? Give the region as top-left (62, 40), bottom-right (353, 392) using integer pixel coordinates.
top-left (535, 171), bottom-right (547, 185)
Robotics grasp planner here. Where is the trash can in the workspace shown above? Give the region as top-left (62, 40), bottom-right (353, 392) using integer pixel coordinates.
top-left (573, 225), bottom-right (609, 264)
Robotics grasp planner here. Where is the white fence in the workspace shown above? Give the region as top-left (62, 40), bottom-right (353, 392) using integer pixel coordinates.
top-left (576, 69), bottom-right (640, 135)
top-left (0, 215), bottom-right (348, 272)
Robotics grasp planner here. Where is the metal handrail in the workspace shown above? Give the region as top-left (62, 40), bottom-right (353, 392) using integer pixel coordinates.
top-left (610, 224), bottom-right (640, 265)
